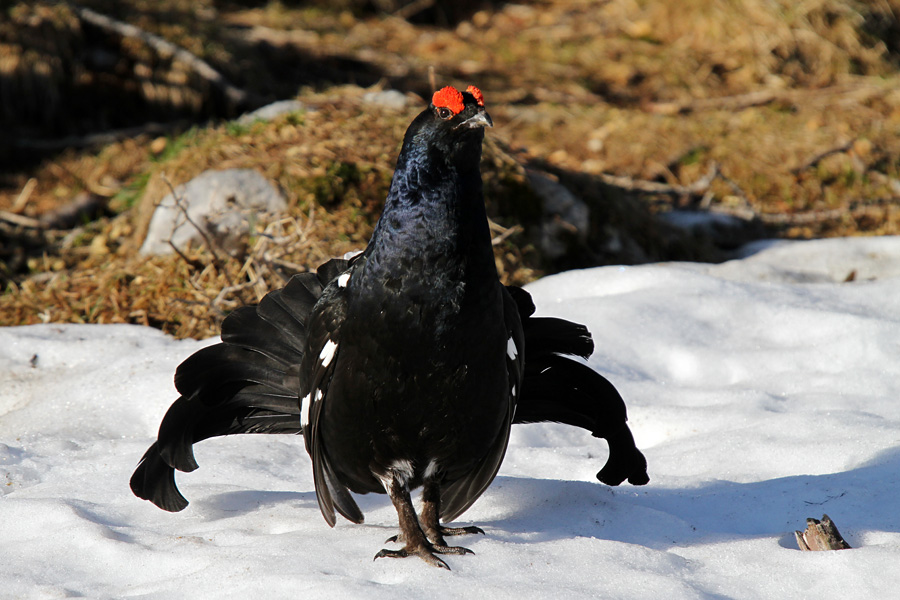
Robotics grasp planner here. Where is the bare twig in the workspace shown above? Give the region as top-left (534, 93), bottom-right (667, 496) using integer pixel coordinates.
top-left (167, 240), bottom-right (204, 270)
top-left (756, 196), bottom-right (898, 225)
top-left (715, 170), bottom-right (759, 221)
top-left (648, 90), bottom-right (777, 115)
top-left (647, 82), bottom-right (887, 116)
top-left (394, 0), bottom-right (436, 20)
top-left (12, 178), bottom-right (37, 213)
top-left (791, 139), bottom-right (857, 174)
top-left (211, 280), bottom-right (258, 311)
top-left (600, 162), bottom-right (720, 197)
top-left (428, 65), bottom-right (437, 92)
top-left (13, 121), bottom-right (185, 151)
top-left (261, 256), bottom-right (311, 275)
top-left (488, 220), bottom-right (524, 246)
top-left (0, 210), bottom-right (42, 228)
top-left (73, 6), bottom-right (249, 109)
top-left (160, 174), bottom-right (235, 288)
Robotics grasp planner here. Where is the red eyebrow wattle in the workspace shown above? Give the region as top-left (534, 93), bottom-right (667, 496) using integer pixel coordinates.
top-left (466, 86), bottom-right (485, 107)
top-left (432, 86), bottom-right (465, 115)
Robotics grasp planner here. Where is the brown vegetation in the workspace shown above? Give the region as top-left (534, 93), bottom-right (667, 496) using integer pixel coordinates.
top-left (2, 0), bottom-right (899, 338)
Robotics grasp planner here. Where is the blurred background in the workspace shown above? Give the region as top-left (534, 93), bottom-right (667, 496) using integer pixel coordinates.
top-left (2, 0), bottom-right (899, 337)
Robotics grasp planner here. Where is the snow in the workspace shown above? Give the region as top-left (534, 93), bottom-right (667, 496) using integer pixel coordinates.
top-left (3, 236), bottom-right (900, 599)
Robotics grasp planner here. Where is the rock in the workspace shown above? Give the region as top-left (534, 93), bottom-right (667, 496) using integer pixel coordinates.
top-left (361, 90), bottom-right (409, 111)
top-left (236, 100), bottom-right (307, 125)
top-left (526, 171), bottom-right (590, 260)
top-left (659, 209), bottom-right (764, 250)
top-left (140, 169), bottom-right (286, 256)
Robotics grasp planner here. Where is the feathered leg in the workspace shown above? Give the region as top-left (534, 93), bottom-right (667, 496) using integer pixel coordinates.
top-left (375, 476), bottom-right (477, 569)
top-left (419, 479), bottom-right (482, 550)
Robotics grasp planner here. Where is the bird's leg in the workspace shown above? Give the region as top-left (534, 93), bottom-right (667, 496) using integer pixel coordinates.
top-left (418, 479), bottom-right (482, 552)
top-left (374, 476), bottom-right (452, 569)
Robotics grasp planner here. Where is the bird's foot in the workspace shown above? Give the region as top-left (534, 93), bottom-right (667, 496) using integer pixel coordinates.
top-left (438, 525), bottom-right (485, 537)
top-left (385, 524), bottom-right (484, 544)
top-left (375, 544), bottom-right (466, 570)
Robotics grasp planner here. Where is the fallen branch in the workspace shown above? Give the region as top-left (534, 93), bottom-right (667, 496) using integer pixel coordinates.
top-left (12, 178), bottom-right (37, 213)
top-left (488, 220), bottom-right (523, 246)
top-left (393, 0), bottom-right (436, 20)
top-left (211, 280), bottom-right (258, 312)
top-left (0, 210), bottom-right (42, 228)
top-left (791, 139), bottom-right (857, 174)
top-left (13, 121), bottom-right (186, 151)
top-left (795, 514), bottom-right (851, 551)
top-left (600, 162), bottom-right (720, 198)
top-left (73, 6), bottom-right (250, 109)
top-left (160, 174), bottom-right (235, 288)
top-left (648, 90), bottom-right (777, 115)
top-left (756, 197), bottom-right (898, 225)
top-left (648, 82), bottom-right (888, 115)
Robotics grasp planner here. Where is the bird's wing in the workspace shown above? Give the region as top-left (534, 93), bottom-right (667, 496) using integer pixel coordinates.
top-left (439, 285), bottom-right (525, 522)
top-left (300, 258), bottom-right (366, 527)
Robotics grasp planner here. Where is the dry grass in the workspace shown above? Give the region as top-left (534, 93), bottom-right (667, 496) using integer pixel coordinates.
top-left (2, 0), bottom-right (899, 337)
top-left (0, 88), bottom-right (544, 337)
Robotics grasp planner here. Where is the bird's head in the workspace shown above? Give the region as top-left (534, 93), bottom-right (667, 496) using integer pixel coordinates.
top-left (400, 85), bottom-right (493, 171)
top-left (430, 85), bottom-right (493, 131)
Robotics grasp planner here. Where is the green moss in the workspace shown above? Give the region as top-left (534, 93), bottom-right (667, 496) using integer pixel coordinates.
top-left (309, 161), bottom-right (364, 207)
top-left (112, 171), bottom-right (150, 210)
top-left (225, 121), bottom-right (252, 137)
top-left (152, 127), bottom-right (201, 164)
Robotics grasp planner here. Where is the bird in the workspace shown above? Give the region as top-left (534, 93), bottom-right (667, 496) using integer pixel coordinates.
top-left (130, 85), bottom-right (648, 569)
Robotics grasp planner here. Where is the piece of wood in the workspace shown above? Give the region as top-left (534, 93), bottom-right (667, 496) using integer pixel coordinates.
top-left (600, 162), bottom-right (720, 198)
top-left (73, 6), bottom-right (249, 109)
top-left (795, 514), bottom-right (852, 551)
top-left (791, 140), bottom-right (857, 174)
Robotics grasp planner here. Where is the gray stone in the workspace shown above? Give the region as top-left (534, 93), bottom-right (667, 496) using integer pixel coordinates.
top-left (140, 169), bottom-right (286, 256)
top-left (236, 100), bottom-right (307, 125)
top-left (361, 90), bottom-right (409, 111)
top-left (527, 171), bottom-right (590, 259)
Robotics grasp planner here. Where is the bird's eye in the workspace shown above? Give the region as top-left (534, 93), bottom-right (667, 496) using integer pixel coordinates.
top-left (437, 107), bottom-right (453, 120)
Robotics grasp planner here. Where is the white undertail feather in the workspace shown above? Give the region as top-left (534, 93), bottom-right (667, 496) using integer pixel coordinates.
top-left (507, 336), bottom-right (518, 360)
top-left (392, 459), bottom-right (415, 481)
top-left (319, 340), bottom-right (338, 367)
top-left (300, 393), bottom-right (311, 428)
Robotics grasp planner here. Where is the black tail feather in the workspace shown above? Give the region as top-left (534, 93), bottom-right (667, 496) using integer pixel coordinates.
top-left (131, 266), bottom-right (354, 511)
top-left (523, 317), bottom-right (594, 360)
top-left (515, 354), bottom-right (626, 434)
top-left (130, 442), bottom-right (189, 512)
top-left (514, 308), bottom-right (649, 487)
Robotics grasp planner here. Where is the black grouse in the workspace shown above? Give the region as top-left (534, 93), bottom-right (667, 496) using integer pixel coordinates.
top-left (130, 86), bottom-right (649, 569)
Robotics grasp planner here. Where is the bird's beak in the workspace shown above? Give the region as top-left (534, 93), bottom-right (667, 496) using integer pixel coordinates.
top-left (459, 110), bottom-right (493, 130)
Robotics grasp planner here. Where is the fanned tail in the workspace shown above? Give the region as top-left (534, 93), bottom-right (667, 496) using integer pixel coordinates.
top-left (130, 259), bottom-right (352, 511)
top-left (508, 286), bottom-right (649, 487)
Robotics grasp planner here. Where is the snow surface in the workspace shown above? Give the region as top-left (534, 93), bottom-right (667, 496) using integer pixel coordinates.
top-left (2, 236), bottom-right (900, 599)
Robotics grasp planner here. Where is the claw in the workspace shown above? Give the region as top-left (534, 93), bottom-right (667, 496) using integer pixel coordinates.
top-left (374, 547), bottom-right (451, 570)
top-left (432, 544), bottom-right (474, 555)
top-left (440, 525), bottom-right (484, 537)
